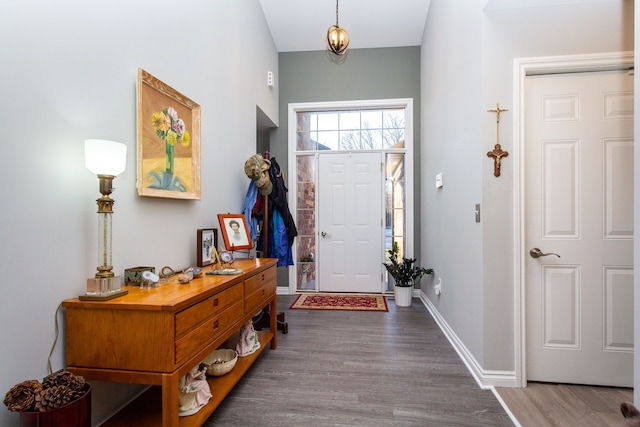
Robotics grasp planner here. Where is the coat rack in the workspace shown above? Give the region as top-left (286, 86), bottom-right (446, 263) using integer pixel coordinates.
top-left (252, 151), bottom-right (288, 334)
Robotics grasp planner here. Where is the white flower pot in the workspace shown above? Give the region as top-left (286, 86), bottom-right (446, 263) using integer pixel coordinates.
top-left (394, 285), bottom-right (413, 307)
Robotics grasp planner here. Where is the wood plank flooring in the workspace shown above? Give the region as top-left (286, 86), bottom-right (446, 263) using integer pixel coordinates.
top-left (496, 382), bottom-right (633, 427)
top-left (204, 294), bottom-right (513, 426)
top-left (202, 294), bottom-right (632, 426)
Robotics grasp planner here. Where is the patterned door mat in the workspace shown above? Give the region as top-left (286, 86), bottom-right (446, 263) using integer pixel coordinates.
top-left (289, 293), bottom-right (388, 312)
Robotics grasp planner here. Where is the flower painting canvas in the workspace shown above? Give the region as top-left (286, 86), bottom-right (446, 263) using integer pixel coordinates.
top-left (137, 69), bottom-right (201, 199)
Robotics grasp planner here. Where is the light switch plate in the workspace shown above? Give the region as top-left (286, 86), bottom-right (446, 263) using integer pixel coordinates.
top-left (435, 173), bottom-right (443, 188)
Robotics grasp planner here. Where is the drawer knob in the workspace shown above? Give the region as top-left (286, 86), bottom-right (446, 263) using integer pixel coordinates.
top-left (213, 298), bottom-right (219, 307)
top-left (261, 274), bottom-right (265, 281)
top-left (261, 289), bottom-right (265, 296)
top-left (213, 320), bottom-right (219, 329)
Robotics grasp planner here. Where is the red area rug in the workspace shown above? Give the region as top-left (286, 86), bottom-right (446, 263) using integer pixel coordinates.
top-left (289, 293), bottom-right (388, 312)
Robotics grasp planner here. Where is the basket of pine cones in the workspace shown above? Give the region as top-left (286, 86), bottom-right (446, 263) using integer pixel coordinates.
top-left (3, 371), bottom-right (90, 427)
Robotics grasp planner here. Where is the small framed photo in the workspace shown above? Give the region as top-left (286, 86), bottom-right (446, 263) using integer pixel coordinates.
top-left (197, 228), bottom-right (218, 267)
top-left (218, 214), bottom-right (252, 251)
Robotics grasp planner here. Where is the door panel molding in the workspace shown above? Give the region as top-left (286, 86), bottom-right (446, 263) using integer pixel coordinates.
top-left (513, 51), bottom-right (634, 387)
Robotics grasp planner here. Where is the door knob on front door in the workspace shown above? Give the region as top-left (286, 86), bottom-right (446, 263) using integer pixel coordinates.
top-left (321, 231), bottom-right (327, 237)
top-left (529, 247), bottom-right (561, 258)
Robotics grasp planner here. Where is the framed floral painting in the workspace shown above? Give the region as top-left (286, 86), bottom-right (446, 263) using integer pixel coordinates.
top-left (137, 68), bottom-right (201, 199)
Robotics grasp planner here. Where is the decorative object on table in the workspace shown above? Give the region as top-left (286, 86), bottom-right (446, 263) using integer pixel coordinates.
top-left (236, 320), bottom-right (260, 357)
top-left (206, 246), bottom-right (243, 275)
top-left (244, 154), bottom-right (272, 196)
top-left (486, 102), bottom-right (509, 177)
top-left (124, 266), bottom-right (155, 285)
top-left (177, 273), bottom-right (190, 284)
top-left (219, 249), bottom-right (234, 266)
top-left (196, 228), bottom-right (218, 267)
top-left (160, 265), bottom-right (177, 279)
top-left (140, 270), bottom-right (160, 289)
top-left (218, 213), bottom-right (253, 251)
top-left (289, 293), bottom-right (388, 312)
top-left (383, 242), bottom-right (433, 307)
top-left (81, 139), bottom-right (128, 301)
top-left (177, 366), bottom-right (211, 417)
top-left (201, 349), bottom-right (238, 377)
top-left (137, 68), bottom-right (201, 200)
top-left (4, 371), bottom-right (91, 427)
top-left (191, 267), bottom-right (203, 278)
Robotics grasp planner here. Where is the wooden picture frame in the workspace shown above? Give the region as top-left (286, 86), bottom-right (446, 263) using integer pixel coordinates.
top-left (197, 228), bottom-right (218, 267)
top-left (137, 68), bottom-right (201, 199)
top-left (218, 214), bottom-right (253, 251)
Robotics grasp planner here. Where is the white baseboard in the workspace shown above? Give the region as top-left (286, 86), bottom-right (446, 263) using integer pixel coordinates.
top-left (418, 291), bottom-right (517, 389)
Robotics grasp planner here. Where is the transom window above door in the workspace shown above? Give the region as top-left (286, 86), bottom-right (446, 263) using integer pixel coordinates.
top-left (296, 108), bottom-right (405, 151)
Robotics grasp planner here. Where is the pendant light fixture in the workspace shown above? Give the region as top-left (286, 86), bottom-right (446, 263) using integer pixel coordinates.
top-left (326, 0), bottom-right (349, 56)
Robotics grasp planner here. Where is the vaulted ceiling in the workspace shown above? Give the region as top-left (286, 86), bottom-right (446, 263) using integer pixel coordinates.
top-left (258, 0), bottom-right (432, 52)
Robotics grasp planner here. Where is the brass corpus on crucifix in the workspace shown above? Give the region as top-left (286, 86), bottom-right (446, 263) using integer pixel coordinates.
top-left (487, 103), bottom-right (509, 177)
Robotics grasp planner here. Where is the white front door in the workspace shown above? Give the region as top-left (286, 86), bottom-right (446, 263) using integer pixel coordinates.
top-left (318, 152), bottom-right (383, 293)
top-left (525, 70), bottom-right (634, 386)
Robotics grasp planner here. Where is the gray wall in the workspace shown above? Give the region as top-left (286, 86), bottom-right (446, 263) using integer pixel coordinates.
top-left (421, 0), bottom-right (633, 373)
top-left (273, 47), bottom-right (422, 285)
top-left (0, 1), bottom-right (278, 425)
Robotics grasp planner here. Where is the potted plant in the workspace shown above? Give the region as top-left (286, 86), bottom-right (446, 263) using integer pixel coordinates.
top-left (383, 242), bottom-right (433, 307)
top-left (298, 253), bottom-right (314, 290)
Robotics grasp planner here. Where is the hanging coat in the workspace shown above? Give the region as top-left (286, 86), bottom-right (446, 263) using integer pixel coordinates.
top-left (242, 180), bottom-right (259, 243)
top-left (268, 157), bottom-right (297, 241)
top-left (270, 207), bottom-right (293, 266)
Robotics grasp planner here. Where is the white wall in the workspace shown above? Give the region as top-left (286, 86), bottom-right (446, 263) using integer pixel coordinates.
top-left (0, 1), bottom-right (278, 425)
top-left (421, 0), bottom-right (633, 377)
top-left (635, 0), bottom-right (640, 405)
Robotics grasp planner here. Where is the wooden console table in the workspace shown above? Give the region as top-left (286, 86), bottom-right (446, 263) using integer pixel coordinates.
top-left (62, 258), bottom-right (278, 427)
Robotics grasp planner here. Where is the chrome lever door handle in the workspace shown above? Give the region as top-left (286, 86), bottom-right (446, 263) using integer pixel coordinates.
top-left (529, 247), bottom-right (561, 258)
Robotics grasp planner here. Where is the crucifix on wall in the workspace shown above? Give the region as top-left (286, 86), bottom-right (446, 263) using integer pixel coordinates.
top-left (486, 103), bottom-right (509, 177)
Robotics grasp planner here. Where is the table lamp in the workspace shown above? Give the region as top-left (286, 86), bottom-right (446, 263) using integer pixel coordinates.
top-left (81, 139), bottom-right (128, 301)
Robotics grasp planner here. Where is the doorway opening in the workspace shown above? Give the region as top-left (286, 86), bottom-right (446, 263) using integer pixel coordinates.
top-left (288, 99), bottom-right (415, 294)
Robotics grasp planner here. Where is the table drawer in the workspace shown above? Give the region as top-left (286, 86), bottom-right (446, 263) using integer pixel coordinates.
top-left (175, 284), bottom-right (242, 338)
top-left (175, 300), bottom-right (242, 365)
top-left (245, 279), bottom-right (276, 315)
top-left (244, 267), bottom-right (276, 296)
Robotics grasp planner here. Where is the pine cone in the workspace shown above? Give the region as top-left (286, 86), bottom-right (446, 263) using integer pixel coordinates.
top-left (3, 379), bottom-right (42, 412)
top-left (42, 371), bottom-right (85, 392)
top-left (35, 385), bottom-right (75, 412)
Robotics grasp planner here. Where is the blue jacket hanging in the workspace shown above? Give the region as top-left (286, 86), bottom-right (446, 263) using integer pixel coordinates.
top-left (242, 181), bottom-right (259, 243)
top-left (270, 207), bottom-right (293, 266)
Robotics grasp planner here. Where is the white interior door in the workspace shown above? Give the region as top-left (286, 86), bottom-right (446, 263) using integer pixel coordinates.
top-left (525, 70), bottom-right (634, 386)
top-left (318, 152), bottom-right (383, 293)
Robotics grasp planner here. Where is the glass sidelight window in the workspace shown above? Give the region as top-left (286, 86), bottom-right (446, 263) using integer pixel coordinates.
top-left (291, 100), bottom-right (413, 293)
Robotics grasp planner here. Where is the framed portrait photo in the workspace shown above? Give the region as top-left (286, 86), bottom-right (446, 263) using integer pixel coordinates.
top-left (197, 228), bottom-right (218, 267)
top-left (218, 214), bottom-right (252, 251)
